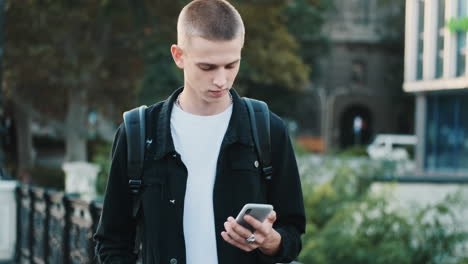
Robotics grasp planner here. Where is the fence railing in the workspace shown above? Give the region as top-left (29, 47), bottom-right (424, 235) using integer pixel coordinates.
top-left (16, 185), bottom-right (102, 264)
top-left (13, 184), bottom-right (301, 264)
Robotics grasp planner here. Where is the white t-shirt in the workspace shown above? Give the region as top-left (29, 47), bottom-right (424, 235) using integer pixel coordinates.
top-left (170, 103), bottom-right (233, 264)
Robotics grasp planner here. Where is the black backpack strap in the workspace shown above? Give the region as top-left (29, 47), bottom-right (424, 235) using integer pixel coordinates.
top-left (123, 105), bottom-right (147, 217)
top-left (243, 98), bottom-right (272, 181)
top-left (123, 105), bottom-right (147, 256)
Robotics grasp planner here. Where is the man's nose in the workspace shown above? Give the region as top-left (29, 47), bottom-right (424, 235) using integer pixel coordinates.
top-left (213, 69), bottom-right (227, 88)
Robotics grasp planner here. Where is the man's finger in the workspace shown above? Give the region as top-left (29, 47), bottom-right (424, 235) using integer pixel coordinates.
top-left (267, 210), bottom-right (277, 223)
top-left (228, 217), bottom-right (252, 239)
top-left (221, 232), bottom-right (255, 252)
top-left (244, 214), bottom-right (265, 233)
top-left (224, 221), bottom-right (250, 245)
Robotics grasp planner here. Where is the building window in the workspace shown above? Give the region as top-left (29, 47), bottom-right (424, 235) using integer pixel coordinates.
top-left (361, 0), bottom-right (370, 25)
top-left (351, 60), bottom-right (366, 85)
top-left (456, 0), bottom-right (467, 77)
top-left (416, 0), bottom-right (425, 80)
top-left (425, 92), bottom-right (468, 173)
top-left (351, 0), bottom-right (371, 25)
top-left (435, 0), bottom-right (445, 78)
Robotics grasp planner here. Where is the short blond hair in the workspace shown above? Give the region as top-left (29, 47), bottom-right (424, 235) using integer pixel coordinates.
top-left (177, 0), bottom-right (245, 47)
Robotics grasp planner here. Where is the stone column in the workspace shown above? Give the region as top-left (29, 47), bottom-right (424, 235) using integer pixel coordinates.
top-left (0, 180), bottom-right (18, 261)
top-left (62, 162), bottom-right (100, 200)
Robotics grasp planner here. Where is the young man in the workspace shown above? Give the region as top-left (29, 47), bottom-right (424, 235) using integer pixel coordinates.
top-left (94, 1), bottom-right (305, 263)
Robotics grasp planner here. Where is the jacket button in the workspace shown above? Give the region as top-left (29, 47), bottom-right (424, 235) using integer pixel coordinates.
top-left (254, 160), bottom-right (259, 168)
top-left (170, 258), bottom-right (177, 264)
top-left (172, 153), bottom-right (177, 158)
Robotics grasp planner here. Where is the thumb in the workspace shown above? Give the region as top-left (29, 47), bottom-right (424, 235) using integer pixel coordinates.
top-left (267, 210), bottom-right (277, 223)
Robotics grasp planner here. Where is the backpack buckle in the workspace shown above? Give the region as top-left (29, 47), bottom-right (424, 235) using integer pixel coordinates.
top-left (262, 166), bottom-right (273, 180)
top-left (129, 179), bottom-right (142, 194)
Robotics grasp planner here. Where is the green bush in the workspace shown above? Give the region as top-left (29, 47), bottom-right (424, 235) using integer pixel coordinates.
top-left (31, 166), bottom-right (65, 190)
top-left (292, 138), bottom-right (310, 157)
top-left (336, 145), bottom-right (369, 158)
top-left (298, 161), bottom-right (468, 264)
top-left (89, 139), bottom-right (112, 196)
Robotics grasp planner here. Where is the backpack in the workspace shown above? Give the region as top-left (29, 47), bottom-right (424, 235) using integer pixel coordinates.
top-left (122, 97), bottom-right (272, 254)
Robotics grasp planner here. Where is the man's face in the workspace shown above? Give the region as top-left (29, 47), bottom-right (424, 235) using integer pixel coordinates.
top-left (172, 35), bottom-right (243, 104)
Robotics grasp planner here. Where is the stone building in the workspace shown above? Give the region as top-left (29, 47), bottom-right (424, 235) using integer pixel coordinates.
top-left (297, 0), bottom-right (414, 151)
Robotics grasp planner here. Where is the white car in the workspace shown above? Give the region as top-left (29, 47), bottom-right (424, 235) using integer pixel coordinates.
top-left (367, 134), bottom-right (417, 160)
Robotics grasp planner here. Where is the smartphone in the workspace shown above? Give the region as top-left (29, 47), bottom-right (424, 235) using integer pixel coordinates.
top-left (235, 203), bottom-right (274, 232)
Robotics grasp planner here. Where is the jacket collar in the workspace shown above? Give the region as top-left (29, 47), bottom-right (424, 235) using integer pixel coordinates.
top-left (152, 87), bottom-right (254, 160)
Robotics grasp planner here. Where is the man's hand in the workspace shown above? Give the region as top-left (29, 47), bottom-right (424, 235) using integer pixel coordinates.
top-left (221, 211), bottom-right (281, 256)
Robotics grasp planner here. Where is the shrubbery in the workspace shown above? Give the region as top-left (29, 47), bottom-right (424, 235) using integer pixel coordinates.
top-left (89, 139), bottom-right (112, 196)
top-left (298, 157), bottom-right (468, 264)
top-left (31, 165), bottom-right (65, 190)
top-left (90, 137), bottom-right (468, 263)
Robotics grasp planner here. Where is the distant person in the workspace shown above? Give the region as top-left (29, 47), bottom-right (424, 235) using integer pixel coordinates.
top-left (94, 0), bottom-right (305, 263)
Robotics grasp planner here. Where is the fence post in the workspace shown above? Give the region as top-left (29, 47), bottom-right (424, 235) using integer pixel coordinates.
top-left (44, 190), bottom-right (66, 264)
top-left (67, 196), bottom-right (94, 264)
top-left (63, 194), bottom-right (72, 264)
top-left (18, 185), bottom-right (34, 263)
top-left (90, 201), bottom-right (103, 264)
top-left (15, 184), bottom-right (105, 264)
top-left (15, 185), bottom-right (20, 263)
top-left (31, 187), bottom-right (49, 264)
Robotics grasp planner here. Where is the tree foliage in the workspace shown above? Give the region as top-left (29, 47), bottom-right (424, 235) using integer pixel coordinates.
top-left (237, 1), bottom-right (309, 91)
top-left (5, 0), bottom-right (328, 116)
top-left (4, 0), bottom-right (157, 162)
top-left (285, 0), bottom-right (333, 79)
top-left (137, 0), bottom-right (320, 111)
top-left (4, 0), bottom-right (331, 161)
top-left (4, 0), bottom-right (148, 120)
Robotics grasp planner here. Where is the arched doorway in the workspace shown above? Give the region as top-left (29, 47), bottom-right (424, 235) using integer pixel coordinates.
top-left (339, 105), bottom-right (372, 148)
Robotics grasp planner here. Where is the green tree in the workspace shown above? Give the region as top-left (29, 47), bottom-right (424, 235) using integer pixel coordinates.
top-left (4, 0), bottom-right (328, 180)
top-left (136, 0), bottom-right (316, 116)
top-left (286, 0), bottom-right (333, 79)
top-left (4, 0), bottom-right (146, 172)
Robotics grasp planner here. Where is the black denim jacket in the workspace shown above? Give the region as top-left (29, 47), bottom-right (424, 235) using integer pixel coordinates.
top-left (94, 88), bottom-right (306, 264)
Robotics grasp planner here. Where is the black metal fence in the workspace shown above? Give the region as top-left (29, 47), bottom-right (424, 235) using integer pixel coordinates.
top-left (13, 184), bottom-right (303, 264)
top-left (16, 185), bottom-right (102, 264)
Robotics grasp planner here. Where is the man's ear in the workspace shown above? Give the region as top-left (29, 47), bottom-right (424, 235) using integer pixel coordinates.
top-left (171, 44), bottom-right (184, 69)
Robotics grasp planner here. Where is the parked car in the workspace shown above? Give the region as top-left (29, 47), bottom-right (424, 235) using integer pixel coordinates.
top-left (367, 134), bottom-right (417, 160)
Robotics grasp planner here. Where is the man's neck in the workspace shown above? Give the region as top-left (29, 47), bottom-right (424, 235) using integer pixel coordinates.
top-left (177, 89), bottom-right (232, 116)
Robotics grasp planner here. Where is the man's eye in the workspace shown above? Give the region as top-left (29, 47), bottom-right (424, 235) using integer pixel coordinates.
top-left (200, 66), bottom-right (214, 71)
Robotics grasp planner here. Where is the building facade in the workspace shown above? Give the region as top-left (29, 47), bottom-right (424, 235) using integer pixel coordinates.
top-left (404, 0), bottom-right (468, 176)
top-left (300, 0), bottom-right (414, 151)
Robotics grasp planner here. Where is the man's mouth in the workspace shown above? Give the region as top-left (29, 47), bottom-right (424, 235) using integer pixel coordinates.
top-left (209, 89), bottom-right (227, 97)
